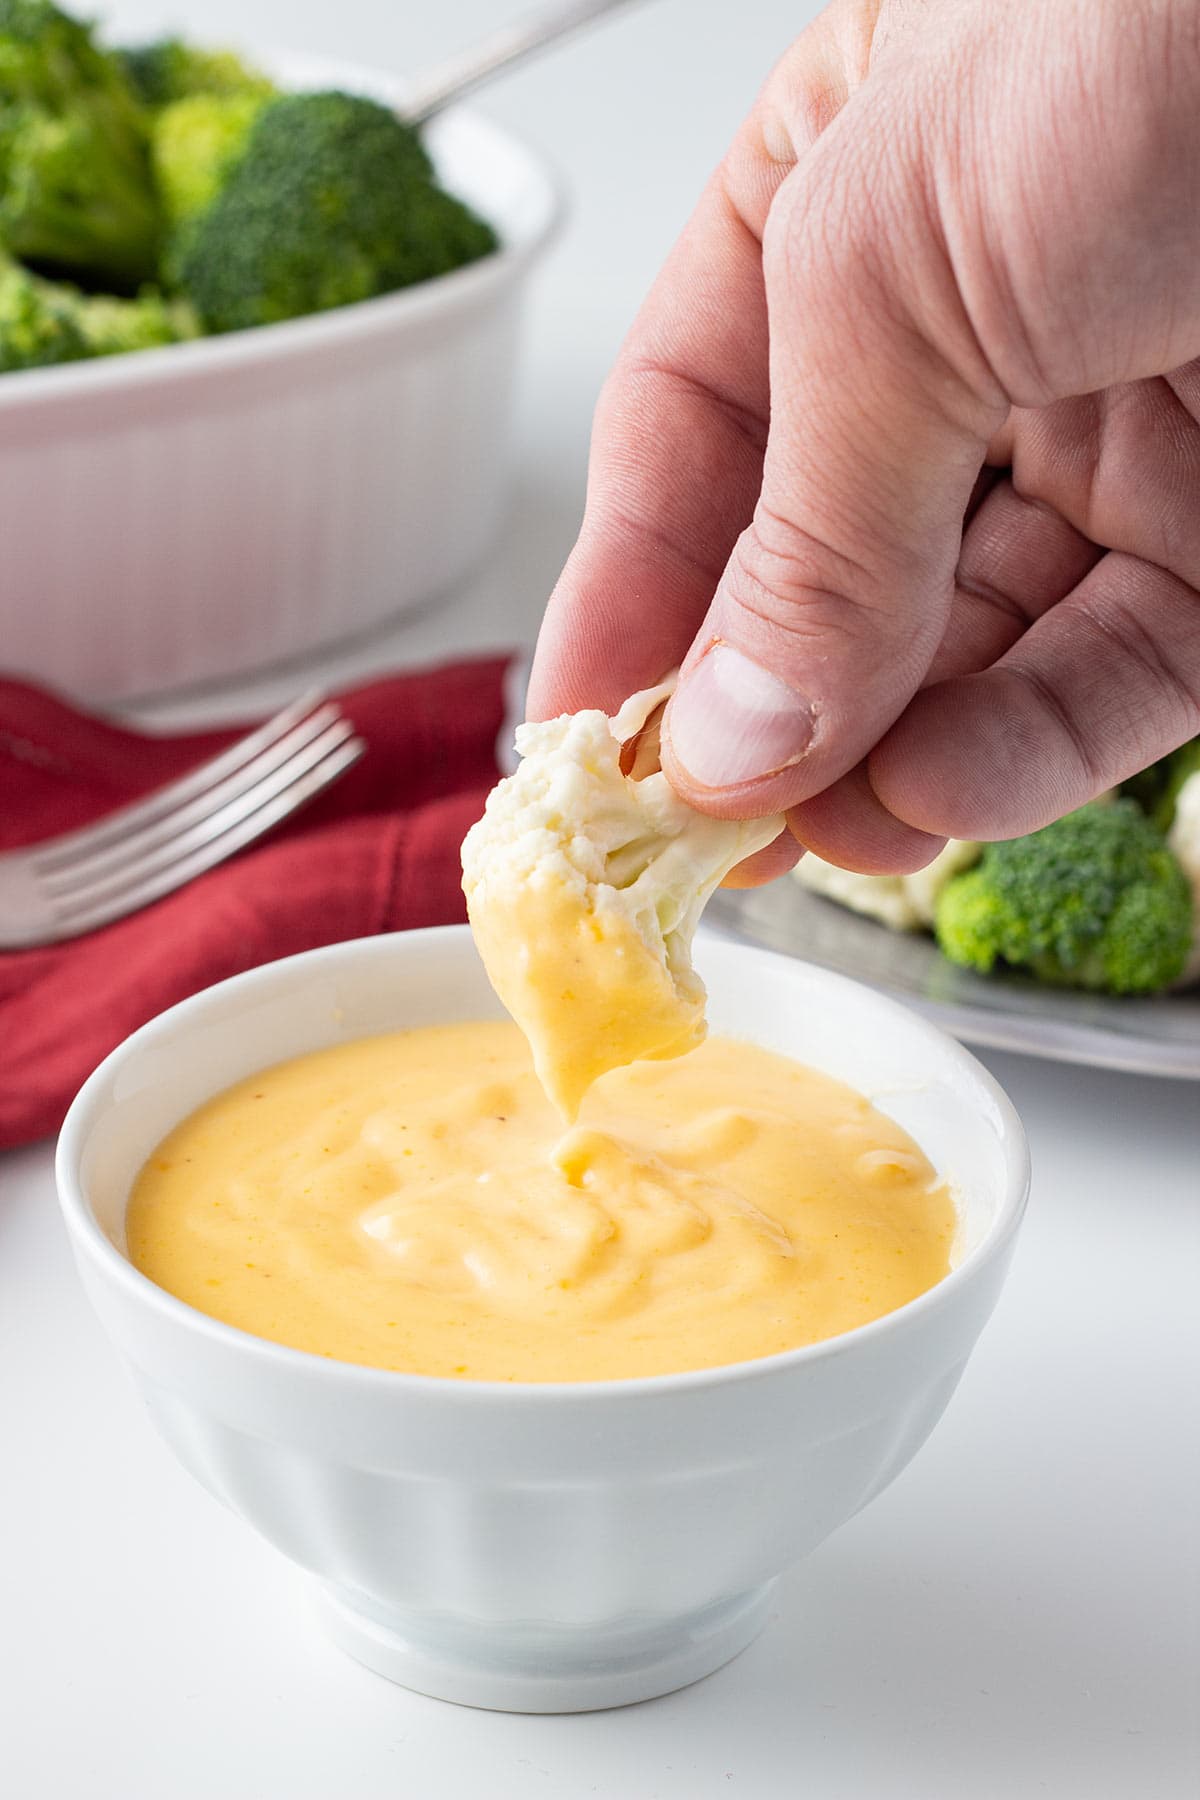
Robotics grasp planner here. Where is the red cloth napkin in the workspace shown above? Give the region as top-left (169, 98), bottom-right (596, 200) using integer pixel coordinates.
top-left (0, 656), bottom-right (509, 1150)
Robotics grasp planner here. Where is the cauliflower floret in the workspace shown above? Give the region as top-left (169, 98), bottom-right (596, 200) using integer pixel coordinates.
top-left (901, 839), bottom-right (985, 922)
top-left (461, 683), bottom-right (784, 1118)
top-left (1167, 768), bottom-right (1200, 985)
top-left (795, 839), bottom-right (980, 931)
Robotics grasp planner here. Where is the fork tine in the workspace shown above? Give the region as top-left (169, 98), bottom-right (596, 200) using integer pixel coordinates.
top-left (48, 735), bottom-right (365, 940)
top-left (41, 702), bottom-right (345, 889)
top-left (50, 718), bottom-right (359, 913)
top-left (35, 689), bottom-right (326, 870)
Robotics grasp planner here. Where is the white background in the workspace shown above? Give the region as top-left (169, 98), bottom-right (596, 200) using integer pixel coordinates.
top-left (1, 2), bottom-right (1198, 1795)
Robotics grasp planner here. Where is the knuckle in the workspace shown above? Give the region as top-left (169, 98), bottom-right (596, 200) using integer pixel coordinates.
top-left (1078, 573), bottom-right (1200, 728)
top-left (749, 1), bottom-right (880, 167)
top-left (1016, 663), bottom-right (1103, 792)
top-left (721, 507), bottom-right (895, 650)
top-left (740, 503), bottom-right (877, 605)
top-left (616, 354), bottom-right (769, 462)
top-left (715, 501), bottom-right (942, 699)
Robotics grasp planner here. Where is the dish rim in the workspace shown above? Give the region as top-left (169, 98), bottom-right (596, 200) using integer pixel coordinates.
top-left (708, 886), bottom-right (1200, 1082)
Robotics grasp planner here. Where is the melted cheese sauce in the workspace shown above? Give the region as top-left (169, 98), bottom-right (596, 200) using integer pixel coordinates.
top-left (127, 1022), bottom-right (956, 1382)
top-left (466, 874), bottom-right (705, 1119)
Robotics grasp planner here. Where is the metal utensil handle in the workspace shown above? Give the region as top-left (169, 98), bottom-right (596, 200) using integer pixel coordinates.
top-left (400, 0), bottom-right (644, 125)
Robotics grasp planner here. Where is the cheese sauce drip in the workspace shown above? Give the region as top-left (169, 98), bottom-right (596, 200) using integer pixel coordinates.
top-left (128, 1021), bottom-right (956, 1383)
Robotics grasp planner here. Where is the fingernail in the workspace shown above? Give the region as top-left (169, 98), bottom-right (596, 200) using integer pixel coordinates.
top-left (667, 644), bottom-right (814, 788)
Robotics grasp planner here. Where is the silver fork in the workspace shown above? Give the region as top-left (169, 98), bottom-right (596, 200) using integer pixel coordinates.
top-left (0, 692), bottom-right (365, 948)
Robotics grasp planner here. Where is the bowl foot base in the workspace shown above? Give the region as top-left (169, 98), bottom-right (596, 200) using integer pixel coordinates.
top-left (312, 1579), bottom-right (776, 1712)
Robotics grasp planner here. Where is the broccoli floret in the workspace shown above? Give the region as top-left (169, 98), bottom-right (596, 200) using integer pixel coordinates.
top-left (74, 285), bottom-right (199, 354)
top-left (935, 799), bottom-right (1193, 995)
top-left (0, 246), bottom-right (196, 370)
top-left (151, 90), bottom-right (270, 243)
top-left (177, 90), bottom-right (497, 333)
top-left (0, 0), bottom-right (162, 289)
top-left (0, 243), bottom-right (83, 365)
top-left (116, 38), bottom-right (273, 112)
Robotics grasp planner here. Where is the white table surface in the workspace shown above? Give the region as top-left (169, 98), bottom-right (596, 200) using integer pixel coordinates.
top-left (2, 2), bottom-right (1198, 1794)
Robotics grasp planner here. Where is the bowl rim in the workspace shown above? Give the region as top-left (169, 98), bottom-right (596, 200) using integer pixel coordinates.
top-left (55, 926), bottom-right (1031, 1404)
top-left (0, 55), bottom-right (565, 412)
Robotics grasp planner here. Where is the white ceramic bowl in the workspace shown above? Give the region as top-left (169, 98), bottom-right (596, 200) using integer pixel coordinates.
top-left (56, 927), bottom-right (1029, 1712)
top-left (0, 55), bottom-right (561, 702)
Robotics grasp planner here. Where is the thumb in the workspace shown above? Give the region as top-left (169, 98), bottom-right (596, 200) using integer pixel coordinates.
top-left (662, 73), bottom-right (1007, 817)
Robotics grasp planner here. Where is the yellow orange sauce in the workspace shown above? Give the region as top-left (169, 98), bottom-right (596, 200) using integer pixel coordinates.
top-left (127, 1020), bottom-right (955, 1382)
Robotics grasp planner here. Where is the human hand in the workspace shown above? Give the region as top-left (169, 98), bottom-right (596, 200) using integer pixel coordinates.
top-left (526, 0), bottom-right (1200, 881)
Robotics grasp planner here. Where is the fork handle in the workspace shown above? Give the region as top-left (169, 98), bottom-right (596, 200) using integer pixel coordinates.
top-left (400, 0), bottom-right (646, 125)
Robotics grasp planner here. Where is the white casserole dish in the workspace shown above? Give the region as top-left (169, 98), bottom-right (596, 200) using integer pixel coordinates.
top-left (0, 55), bottom-right (562, 701)
top-left (56, 927), bottom-right (1030, 1712)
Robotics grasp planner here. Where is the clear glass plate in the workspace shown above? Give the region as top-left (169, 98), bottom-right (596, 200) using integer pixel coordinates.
top-left (707, 884), bottom-right (1200, 1080)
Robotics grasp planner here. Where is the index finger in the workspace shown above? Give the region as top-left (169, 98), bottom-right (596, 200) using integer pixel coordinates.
top-left (525, 10), bottom-right (869, 721)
